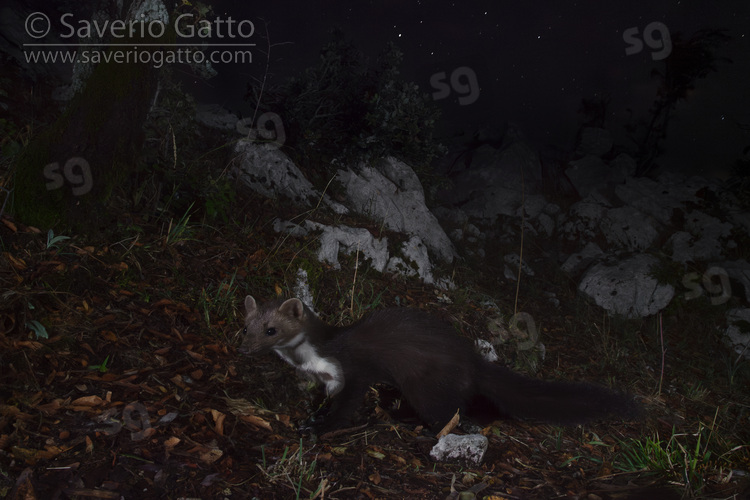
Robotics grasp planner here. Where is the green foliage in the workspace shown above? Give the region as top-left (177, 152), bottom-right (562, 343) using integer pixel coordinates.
top-left (248, 31), bottom-right (443, 176)
top-left (204, 175), bottom-right (237, 223)
top-left (26, 320), bottom-right (49, 339)
top-left (89, 355), bottom-right (111, 373)
top-left (258, 439), bottom-right (323, 499)
top-left (165, 202), bottom-right (195, 246)
top-left (360, 43), bottom-right (444, 169)
top-left (46, 229), bottom-right (71, 251)
top-left (616, 422), bottom-right (738, 495)
top-left (197, 271), bottom-right (240, 332)
top-left (136, 71), bottom-right (237, 223)
top-left (625, 29), bottom-right (731, 176)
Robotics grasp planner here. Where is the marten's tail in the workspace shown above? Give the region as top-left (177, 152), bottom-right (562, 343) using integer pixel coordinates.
top-left (478, 363), bottom-right (640, 425)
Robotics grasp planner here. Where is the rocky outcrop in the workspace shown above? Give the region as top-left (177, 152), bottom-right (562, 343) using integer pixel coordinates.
top-left (222, 112), bottom-right (749, 357)
top-left (436, 129), bottom-right (749, 357)
top-left (233, 140), bottom-right (345, 211)
top-left (232, 141), bottom-right (455, 287)
top-left (578, 254), bottom-right (675, 319)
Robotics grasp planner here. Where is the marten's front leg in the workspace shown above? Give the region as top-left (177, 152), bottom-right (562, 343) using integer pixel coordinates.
top-left (303, 379), bottom-right (369, 435)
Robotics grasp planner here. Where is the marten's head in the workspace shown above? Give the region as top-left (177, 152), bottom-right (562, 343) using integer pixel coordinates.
top-left (239, 296), bottom-right (309, 355)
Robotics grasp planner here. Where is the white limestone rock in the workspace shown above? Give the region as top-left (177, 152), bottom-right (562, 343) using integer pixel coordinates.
top-left (196, 104), bottom-right (238, 131)
top-left (725, 309), bottom-right (750, 360)
top-left (337, 158), bottom-right (456, 263)
top-left (386, 235), bottom-right (437, 285)
top-left (273, 219), bottom-right (389, 272)
top-left (614, 173), bottom-right (717, 226)
top-left (579, 254), bottom-right (675, 318)
top-left (599, 206), bottom-right (660, 251)
top-left (560, 201), bottom-right (607, 241)
top-left (437, 141), bottom-right (542, 223)
top-left (561, 242), bottom-right (605, 275)
top-left (233, 140), bottom-right (347, 214)
top-left (430, 433), bottom-right (488, 465)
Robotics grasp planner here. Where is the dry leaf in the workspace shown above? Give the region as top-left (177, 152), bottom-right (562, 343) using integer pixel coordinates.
top-left (100, 330), bottom-right (118, 342)
top-left (131, 427), bottom-right (156, 441)
top-left (0, 405), bottom-right (33, 420)
top-left (170, 375), bottom-right (187, 389)
top-left (247, 249), bottom-right (266, 266)
top-left (184, 350), bottom-right (208, 362)
top-left (210, 409), bottom-right (226, 435)
top-left (14, 341), bottom-right (43, 350)
top-left (164, 437), bottom-right (181, 451)
top-left (188, 445), bottom-right (223, 464)
top-left (71, 395), bottom-right (103, 407)
top-left (203, 344), bottom-right (226, 354)
top-left (36, 399), bottom-right (64, 416)
top-left (1, 218), bottom-right (17, 232)
top-left (3, 252), bottom-right (27, 270)
top-left (12, 445), bottom-right (65, 464)
top-left (93, 314), bottom-right (117, 325)
top-left (238, 414), bottom-right (273, 431)
top-left (200, 447), bottom-right (223, 464)
top-left (437, 409), bottom-right (461, 439)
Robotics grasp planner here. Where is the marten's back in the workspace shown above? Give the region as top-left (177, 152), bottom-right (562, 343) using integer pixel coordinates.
top-left (321, 308), bottom-right (480, 385)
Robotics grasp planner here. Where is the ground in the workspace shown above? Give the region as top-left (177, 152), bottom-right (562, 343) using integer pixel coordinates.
top-left (1, 197), bottom-right (749, 499)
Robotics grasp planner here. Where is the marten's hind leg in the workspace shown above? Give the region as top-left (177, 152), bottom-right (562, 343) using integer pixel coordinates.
top-left (399, 378), bottom-right (469, 430)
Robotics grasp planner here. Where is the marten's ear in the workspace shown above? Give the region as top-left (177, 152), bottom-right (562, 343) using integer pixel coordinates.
top-left (244, 295), bottom-right (257, 314)
top-left (278, 298), bottom-right (304, 319)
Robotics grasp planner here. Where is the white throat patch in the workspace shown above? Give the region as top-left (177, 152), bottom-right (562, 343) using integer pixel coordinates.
top-left (273, 336), bottom-right (343, 396)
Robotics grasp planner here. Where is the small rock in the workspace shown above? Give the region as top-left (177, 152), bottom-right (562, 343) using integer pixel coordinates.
top-left (430, 434), bottom-right (488, 465)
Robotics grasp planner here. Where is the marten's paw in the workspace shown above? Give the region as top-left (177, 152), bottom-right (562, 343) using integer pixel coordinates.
top-left (298, 411), bottom-right (333, 433)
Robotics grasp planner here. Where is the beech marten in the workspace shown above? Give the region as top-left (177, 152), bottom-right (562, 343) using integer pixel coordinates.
top-left (239, 296), bottom-right (639, 434)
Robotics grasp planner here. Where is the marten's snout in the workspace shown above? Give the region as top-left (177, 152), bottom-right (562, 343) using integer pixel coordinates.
top-left (238, 326), bottom-right (258, 355)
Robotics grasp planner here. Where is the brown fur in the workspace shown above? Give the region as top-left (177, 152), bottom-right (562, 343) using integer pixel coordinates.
top-left (240, 296), bottom-right (639, 433)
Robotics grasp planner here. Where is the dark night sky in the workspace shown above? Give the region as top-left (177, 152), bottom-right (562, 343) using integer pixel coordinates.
top-left (191, 0), bottom-right (750, 178)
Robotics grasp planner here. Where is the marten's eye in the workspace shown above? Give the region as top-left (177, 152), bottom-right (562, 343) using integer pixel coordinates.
top-left (242, 327), bottom-right (247, 335)
top-left (265, 327), bottom-right (276, 337)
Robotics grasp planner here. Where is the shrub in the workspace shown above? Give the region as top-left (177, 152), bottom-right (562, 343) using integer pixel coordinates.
top-left (247, 31), bottom-right (443, 179)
